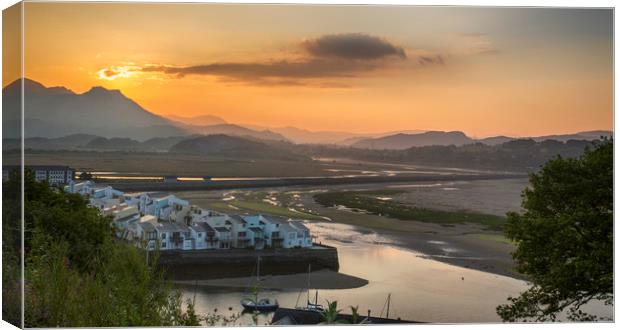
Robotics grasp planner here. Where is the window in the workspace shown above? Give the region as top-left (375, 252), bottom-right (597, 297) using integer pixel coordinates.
top-left (161, 233), bottom-right (166, 239)
top-left (238, 231), bottom-right (246, 237)
top-left (161, 242), bottom-right (166, 248)
top-left (198, 233), bottom-right (202, 238)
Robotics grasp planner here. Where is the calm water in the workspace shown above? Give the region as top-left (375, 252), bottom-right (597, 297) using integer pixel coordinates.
top-left (180, 222), bottom-right (533, 325)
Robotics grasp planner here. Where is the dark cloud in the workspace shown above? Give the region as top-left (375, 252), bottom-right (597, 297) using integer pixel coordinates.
top-left (142, 59), bottom-right (379, 80)
top-left (417, 55), bottom-right (444, 66)
top-left (301, 33), bottom-right (407, 60)
top-left (100, 33), bottom-right (446, 86)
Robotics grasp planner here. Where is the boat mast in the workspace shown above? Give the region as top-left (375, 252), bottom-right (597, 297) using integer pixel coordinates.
top-left (386, 293), bottom-right (391, 319)
top-left (257, 256), bottom-right (260, 281)
top-left (306, 264), bottom-right (311, 306)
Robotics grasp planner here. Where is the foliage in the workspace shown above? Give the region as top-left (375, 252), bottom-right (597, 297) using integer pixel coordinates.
top-left (349, 305), bottom-right (362, 324)
top-left (320, 300), bottom-right (346, 324)
top-left (2, 170), bottom-right (201, 327)
top-left (300, 138), bottom-right (597, 172)
top-left (314, 190), bottom-right (506, 230)
top-left (496, 140), bottom-right (613, 321)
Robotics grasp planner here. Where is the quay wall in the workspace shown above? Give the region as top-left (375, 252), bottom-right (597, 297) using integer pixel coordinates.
top-left (156, 244), bottom-right (339, 280)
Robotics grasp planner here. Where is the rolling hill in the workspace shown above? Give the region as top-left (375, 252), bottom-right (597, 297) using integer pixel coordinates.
top-left (168, 134), bottom-right (308, 161)
top-left (352, 131), bottom-right (473, 149)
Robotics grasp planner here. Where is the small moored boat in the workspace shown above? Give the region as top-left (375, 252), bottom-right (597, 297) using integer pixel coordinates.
top-left (240, 256), bottom-right (279, 312)
top-left (241, 297), bottom-right (280, 312)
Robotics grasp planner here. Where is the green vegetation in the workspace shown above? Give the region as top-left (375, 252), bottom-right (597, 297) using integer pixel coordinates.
top-left (469, 233), bottom-right (514, 245)
top-left (2, 171), bottom-right (201, 327)
top-left (314, 190), bottom-right (506, 230)
top-left (7, 149), bottom-right (329, 178)
top-left (497, 140), bottom-right (613, 322)
top-left (301, 138), bottom-right (598, 172)
top-left (228, 200), bottom-right (325, 220)
top-left (320, 300), bottom-right (345, 325)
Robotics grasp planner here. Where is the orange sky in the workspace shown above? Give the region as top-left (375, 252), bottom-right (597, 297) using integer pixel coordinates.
top-left (5, 3), bottom-right (613, 137)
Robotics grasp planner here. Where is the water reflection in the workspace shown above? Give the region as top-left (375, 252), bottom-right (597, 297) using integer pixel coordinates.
top-left (181, 222), bottom-right (532, 324)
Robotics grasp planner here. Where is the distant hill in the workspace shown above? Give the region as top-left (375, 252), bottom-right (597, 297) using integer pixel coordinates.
top-left (188, 124), bottom-right (288, 142)
top-left (84, 137), bottom-right (141, 150)
top-left (169, 134), bottom-right (307, 161)
top-left (2, 78), bottom-right (188, 140)
top-left (139, 136), bottom-right (194, 152)
top-left (262, 127), bottom-right (428, 144)
top-left (167, 114), bottom-right (227, 126)
top-left (352, 131), bottom-right (473, 149)
top-left (268, 126), bottom-right (360, 144)
top-left (305, 138), bottom-right (604, 172)
top-left (532, 130), bottom-right (612, 142)
top-left (478, 130), bottom-right (612, 145)
top-left (477, 136), bottom-right (515, 146)
top-left (2, 79), bottom-right (287, 142)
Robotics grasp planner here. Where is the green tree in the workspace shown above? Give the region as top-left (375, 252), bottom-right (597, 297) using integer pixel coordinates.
top-left (497, 140), bottom-right (613, 322)
top-left (3, 170), bottom-right (201, 327)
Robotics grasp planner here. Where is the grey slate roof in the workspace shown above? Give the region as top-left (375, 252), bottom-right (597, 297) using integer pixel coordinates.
top-left (138, 222), bottom-right (156, 232)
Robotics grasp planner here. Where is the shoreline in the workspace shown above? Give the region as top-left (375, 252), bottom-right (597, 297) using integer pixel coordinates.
top-left (173, 269), bottom-right (369, 290)
top-left (356, 223), bottom-right (524, 280)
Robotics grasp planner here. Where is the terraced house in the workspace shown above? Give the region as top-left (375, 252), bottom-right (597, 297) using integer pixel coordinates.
top-left (65, 180), bottom-right (315, 252)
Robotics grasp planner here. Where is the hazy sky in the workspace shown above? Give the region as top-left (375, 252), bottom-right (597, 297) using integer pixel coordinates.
top-left (7, 3), bottom-right (613, 137)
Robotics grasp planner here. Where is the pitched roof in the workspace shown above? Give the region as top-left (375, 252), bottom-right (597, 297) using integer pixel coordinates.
top-left (190, 222), bottom-right (214, 232)
top-left (138, 222), bottom-right (156, 232)
top-left (289, 221), bottom-right (310, 232)
top-left (155, 222), bottom-right (189, 232)
top-left (261, 215), bottom-right (287, 225)
top-left (116, 214), bottom-right (139, 223)
top-left (228, 214), bottom-right (246, 225)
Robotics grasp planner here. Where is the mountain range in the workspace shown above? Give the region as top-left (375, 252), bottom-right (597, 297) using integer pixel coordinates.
top-left (2, 79), bottom-right (286, 141)
top-left (350, 130), bottom-right (612, 150)
top-left (2, 79), bottom-right (612, 148)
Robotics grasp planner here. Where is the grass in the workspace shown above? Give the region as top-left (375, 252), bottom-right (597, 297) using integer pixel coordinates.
top-left (469, 233), bottom-right (514, 245)
top-left (213, 200), bottom-right (325, 221)
top-left (11, 150), bottom-right (331, 178)
top-left (314, 190), bottom-right (507, 230)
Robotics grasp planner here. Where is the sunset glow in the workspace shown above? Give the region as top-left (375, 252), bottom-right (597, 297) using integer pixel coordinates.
top-left (12, 3), bottom-right (613, 137)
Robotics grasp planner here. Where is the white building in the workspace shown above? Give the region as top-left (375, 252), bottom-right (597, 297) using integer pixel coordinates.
top-left (153, 222), bottom-right (193, 251)
top-left (112, 206), bottom-right (141, 237)
top-left (4, 165), bottom-right (74, 185)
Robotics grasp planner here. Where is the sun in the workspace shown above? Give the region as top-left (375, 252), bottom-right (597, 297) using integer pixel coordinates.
top-left (96, 65), bottom-right (139, 81)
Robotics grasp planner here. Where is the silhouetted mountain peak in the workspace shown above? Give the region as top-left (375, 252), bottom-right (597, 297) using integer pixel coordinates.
top-left (4, 78), bottom-right (75, 96)
top-left (83, 86), bottom-right (123, 96)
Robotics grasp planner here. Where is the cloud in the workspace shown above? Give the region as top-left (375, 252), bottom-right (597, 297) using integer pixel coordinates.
top-left (417, 55), bottom-right (445, 66)
top-left (141, 59), bottom-right (379, 80)
top-left (96, 65), bottom-right (140, 80)
top-left (458, 33), bottom-right (500, 56)
top-left (301, 33), bottom-right (407, 60)
top-left (95, 33), bottom-right (448, 87)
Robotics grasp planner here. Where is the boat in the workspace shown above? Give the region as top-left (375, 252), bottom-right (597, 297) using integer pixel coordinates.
top-left (240, 256), bottom-right (279, 312)
top-left (241, 297), bottom-right (280, 312)
top-left (295, 265), bottom-right (324, 312)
